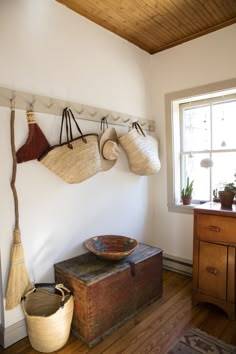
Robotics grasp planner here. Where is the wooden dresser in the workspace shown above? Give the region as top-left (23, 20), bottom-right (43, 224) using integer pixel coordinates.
top-left (54, 243), bottom-right (162, 347)
top-left (192, 202), bottom-right (236, 320)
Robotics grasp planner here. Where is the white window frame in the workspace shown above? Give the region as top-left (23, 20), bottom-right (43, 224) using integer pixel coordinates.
top-left (165, 79), bottom-right (236, 214)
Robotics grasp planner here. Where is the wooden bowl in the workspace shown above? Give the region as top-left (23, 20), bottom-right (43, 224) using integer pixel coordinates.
top-left (84, 235), bottom-right (139, 261)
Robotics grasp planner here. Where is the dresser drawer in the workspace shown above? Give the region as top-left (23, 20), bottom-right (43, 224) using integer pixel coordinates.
top-left (196, 214), bottom-right (236, 243)
top-left (193, 203), bottom-right (236, 320)
top-left (198, 241), bottom-right (227, 300)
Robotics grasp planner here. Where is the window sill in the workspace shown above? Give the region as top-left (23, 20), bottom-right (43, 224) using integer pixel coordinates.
top-left (168, 199), bottom-right (211, 214)
top-left (167, 203), bottom-right (196, 214)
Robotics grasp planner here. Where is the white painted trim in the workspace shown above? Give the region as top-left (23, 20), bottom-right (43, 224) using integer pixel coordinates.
top-left (0, 319), bottom-right (27, 348)
top-left (163, 253), bottom-right (192, 276)
top-left (167, 203), bottom-right (195, 214)
top-left (165, 78), bottom-right (236, 214)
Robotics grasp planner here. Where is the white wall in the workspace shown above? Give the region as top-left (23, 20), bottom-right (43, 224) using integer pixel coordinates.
top-left (0, 0), bottom-right (152, 328)
top-left (149, 24), bottom-right (236, 260)
top-left (1, 0), bottom-right (236, 336)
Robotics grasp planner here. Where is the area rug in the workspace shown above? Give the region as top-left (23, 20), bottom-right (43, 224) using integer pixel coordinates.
top-left (167, 328), bottom-right (236, 353)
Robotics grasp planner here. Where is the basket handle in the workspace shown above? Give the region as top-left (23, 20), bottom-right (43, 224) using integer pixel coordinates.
top-left (21, 283), bottom-right (72, 308)
top-left (67, 108), bottom-right (87, 143)
top-left (59, 107), bottom-right (87, 146)
top-left (132, 121), bottom-right (146, 137)
top-left (100, 116), bottom-right (109, 133)
top-left (21, 287), bottom-right (36, 301)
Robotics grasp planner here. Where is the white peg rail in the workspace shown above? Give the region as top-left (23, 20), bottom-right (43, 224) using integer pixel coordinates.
top-left (0, 87), bottom-right (155, 132)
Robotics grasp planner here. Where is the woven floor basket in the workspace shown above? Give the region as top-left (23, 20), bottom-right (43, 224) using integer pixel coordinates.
top-left (21, 284), bottom-right (74, 353)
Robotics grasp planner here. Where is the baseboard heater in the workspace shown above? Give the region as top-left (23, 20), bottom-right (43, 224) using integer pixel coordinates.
top-left (163, 253), bottom-right (192, 276)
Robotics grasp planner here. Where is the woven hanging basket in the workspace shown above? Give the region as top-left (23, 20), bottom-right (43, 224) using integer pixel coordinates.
top-left (119, 123), bottom-right (161, 175)
top-left (21, 284), bottom-right (74, 353)
top-left (40, 134), bottom-right (101, 183)
top-left (39, 108), bottom-right (101, 184)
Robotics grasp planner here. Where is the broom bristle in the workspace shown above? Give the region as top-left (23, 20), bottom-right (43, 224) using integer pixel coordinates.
top-left (5, 243), bottom-right (31, 310)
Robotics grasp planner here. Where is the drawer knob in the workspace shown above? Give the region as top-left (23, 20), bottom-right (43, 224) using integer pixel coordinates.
top-left (206, 266), bottom-right (218, 274)
top-left (208, 225), bottom-right (220, 232)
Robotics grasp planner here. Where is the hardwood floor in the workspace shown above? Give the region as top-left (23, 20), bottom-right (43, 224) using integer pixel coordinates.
top-left (1, 270), bottom-right (236, 353)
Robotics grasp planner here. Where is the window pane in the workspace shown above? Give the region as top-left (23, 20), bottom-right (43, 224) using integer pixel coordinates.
top-left (182, 153), bottom-right (210, 201)
top-left (183, 106), bottom-right (210, 152)
top-left (178, 92), bottom-right (236, 207)
top-left (212, 100), bottom-right (236, 150)
top-left (211, 152), bottom-right (236, 194)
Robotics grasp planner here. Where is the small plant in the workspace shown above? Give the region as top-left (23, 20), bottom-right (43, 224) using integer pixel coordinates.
top-left (223, 182), bottom-right (236, 195)
top-left (181, 177), bottom-right (194, 197)
top-left (213, 189), bottom-right (218, 199)
top-left (219, 181), bottom-right (236, 208)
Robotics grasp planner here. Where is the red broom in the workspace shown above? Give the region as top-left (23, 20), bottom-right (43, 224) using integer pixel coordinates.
top-left (16, 111), bottom-right (50, 163)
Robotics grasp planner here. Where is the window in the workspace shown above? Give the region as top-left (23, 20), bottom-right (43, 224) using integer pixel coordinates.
top-left (180, 95), bottom-right (236, 203)
top-left (165, 79), bottom-right (236, 213)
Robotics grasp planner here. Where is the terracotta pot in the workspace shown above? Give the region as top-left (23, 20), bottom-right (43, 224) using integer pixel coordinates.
top-left (182, 196), bottom-right (192, 205)
top-left (219, 191), bottom-right (235, 209)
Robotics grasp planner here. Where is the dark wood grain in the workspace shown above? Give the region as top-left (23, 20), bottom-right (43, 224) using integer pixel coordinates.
top-left (54, 244), bottom-right (163, 347)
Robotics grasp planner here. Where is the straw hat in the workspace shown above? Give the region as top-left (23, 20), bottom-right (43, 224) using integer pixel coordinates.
top-left (100, 127), bottom-right (119, 171)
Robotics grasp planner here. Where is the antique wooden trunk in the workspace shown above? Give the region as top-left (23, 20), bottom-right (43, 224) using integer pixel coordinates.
top-left (54, 243), bottom-right (162, 347)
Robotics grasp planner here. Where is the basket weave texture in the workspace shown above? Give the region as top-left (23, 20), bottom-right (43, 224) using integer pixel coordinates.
top-left (40, 134), bottom-right (101, 184)
top-left (119, 129), bottom-right (161, 175)
top-left (22, 285), bottom-right (74, 353)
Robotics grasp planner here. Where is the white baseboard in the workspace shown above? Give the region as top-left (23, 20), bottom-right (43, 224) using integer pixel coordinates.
top-left (0, 319), bottom-right (27, 348)
top-left (163, 253), bottom-right (192, 276)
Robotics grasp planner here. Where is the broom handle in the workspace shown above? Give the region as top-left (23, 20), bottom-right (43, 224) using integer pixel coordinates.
top-left (10, 109), bottom-right (19, 229)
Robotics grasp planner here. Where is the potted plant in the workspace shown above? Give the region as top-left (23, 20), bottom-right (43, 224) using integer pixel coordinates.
top-left (181, 177), bottom-right (194, 205)
top-left (213, 188), bottom-right (219, 202)
top-left (219, 182), bottom-right (236, 208)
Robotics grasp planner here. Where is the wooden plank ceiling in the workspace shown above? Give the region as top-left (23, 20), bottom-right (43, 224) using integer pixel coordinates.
top-left (56, 0), bottom-right (236, 54)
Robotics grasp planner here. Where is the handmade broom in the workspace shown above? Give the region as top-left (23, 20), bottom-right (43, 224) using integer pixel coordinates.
top-left (5, 108), bottom-right (31, 310)
top-left (16, 110), bottom-right (50, 163)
